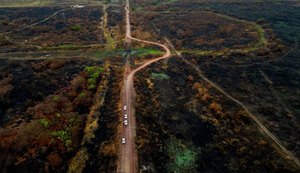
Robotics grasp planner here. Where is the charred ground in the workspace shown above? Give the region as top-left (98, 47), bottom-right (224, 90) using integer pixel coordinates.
top-left (0, 0), bottom-right (300, 173)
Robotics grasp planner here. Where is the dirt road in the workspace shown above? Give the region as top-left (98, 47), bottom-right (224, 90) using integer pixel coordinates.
top-left (164, 37), bottom-right (300, 167)
top-left (117, 1), bottom-right (171, 172)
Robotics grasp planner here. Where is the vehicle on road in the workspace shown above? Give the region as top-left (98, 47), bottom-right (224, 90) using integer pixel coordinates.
top-left (124, 105), bottom-right (127, 111)
top-left (124, 120), bottom-right (128, 126)
top-left (124, 113), bottom-right (128, 119)
top-left (122, 137), bottom-right (126, 144)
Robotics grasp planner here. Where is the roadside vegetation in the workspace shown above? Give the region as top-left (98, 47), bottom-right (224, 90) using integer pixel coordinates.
top-left (131, 0), bottom-right (300, 172)
top-left (0, 0), bottom-right (299, 172)
top-left (0, 62), bottom-right (105, 171)
top-left (133, 48), bottom-right (163, 58)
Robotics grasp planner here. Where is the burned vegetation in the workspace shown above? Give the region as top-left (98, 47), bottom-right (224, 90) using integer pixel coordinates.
top-left (0, 58), bottom-right (123, 172)
top-left (0, 6), bottom-right (104, 53)
top-left (131, 0), bottom-right (300, 172)
top-left (134, 58), bottom-right (298, 173)
top-left (0, 0), bottom-right (299, 172)
top-left (0, 4), bottom-right (125, 172)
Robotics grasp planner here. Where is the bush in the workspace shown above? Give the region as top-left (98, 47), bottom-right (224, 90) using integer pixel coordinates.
top-left (70, 25), bottom-right (82, 31)
top-left (79, 92), bottom-right (86, 99)
top-left (51, 130), bottom-right (68, 141)
top-left (85, 66), bottom-right (104, 90)
top-left (88, 78), bottom-right (96, 86)
top-left (85, 66), bottom-right (104, 77)
top-left (88, 84), bottom-right (96, 90)
top-left (52, 95), bottom-right (60, 102)
top-left (39, 118), bottom-right (50, 128)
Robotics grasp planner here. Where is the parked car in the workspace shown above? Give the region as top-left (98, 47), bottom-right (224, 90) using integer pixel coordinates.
top-left (124, 120), bottom-right (128, 126)
top-left (122, 137), bottom-right (126, 144)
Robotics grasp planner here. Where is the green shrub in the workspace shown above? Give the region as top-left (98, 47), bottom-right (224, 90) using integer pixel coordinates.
top-left (85, 66), bottom-right (97, 75)
top-left (85, 66), bottom-right (104, 77)
top-left (88, 78), bottom-right (96, 86)
top-left (85, 66), bottom-right (104, 90)
top-left (39, 118), bottom-right (50, 128)
top-left (91, 72), bottom-right (99, 79)
top-left (52, 95), bottom-right (60, 102)
top-left (70, 25), bottom-right (82, 31)
top-left (79, 92), bottom-right (86, 99)
top-left (65, 139), bottom-right (72, 147)
top-left (88, 84), bottom-right (96, 90)
top-left (51, 130), bottom-right (68, 141)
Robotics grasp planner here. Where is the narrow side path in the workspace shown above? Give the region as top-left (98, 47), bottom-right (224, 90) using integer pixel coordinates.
top-left (165, 38), bottom-right (300, 168)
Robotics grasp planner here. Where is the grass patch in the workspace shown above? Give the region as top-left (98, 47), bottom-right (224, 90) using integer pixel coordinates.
top-left (91, 48), bottom-right (163, 59)
top-left (104, 32), bottom-right (116, 50)
top-left (167, 137), bottom-right (197, 172)
top-left (132, 48), bottom-right (164, 57)
top-left (151, 73), bottom-right (171, 80)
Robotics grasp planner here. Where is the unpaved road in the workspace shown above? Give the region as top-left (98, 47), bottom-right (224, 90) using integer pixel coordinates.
top-left (165, 38), bottom-right (300, 167)
top-left (118, 0), bottom-right (300, 172)
top-left (117, 0), bottom-right (171, 172)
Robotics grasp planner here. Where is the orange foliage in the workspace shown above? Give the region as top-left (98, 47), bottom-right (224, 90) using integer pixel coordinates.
top-left (209, 102), bottom-right (222, 112)
top-left (193, 82), bottom-right (211, 102)
top-left (100, 141), bottom-right (117, 157)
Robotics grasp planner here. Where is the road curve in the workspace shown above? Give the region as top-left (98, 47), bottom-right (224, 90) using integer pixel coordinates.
top-left (118, 1), bottom-right (171, 173)
top-left (119, 0), bottom-right (300, 171)
top-left (120, 36), bottom-right (170, 173)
